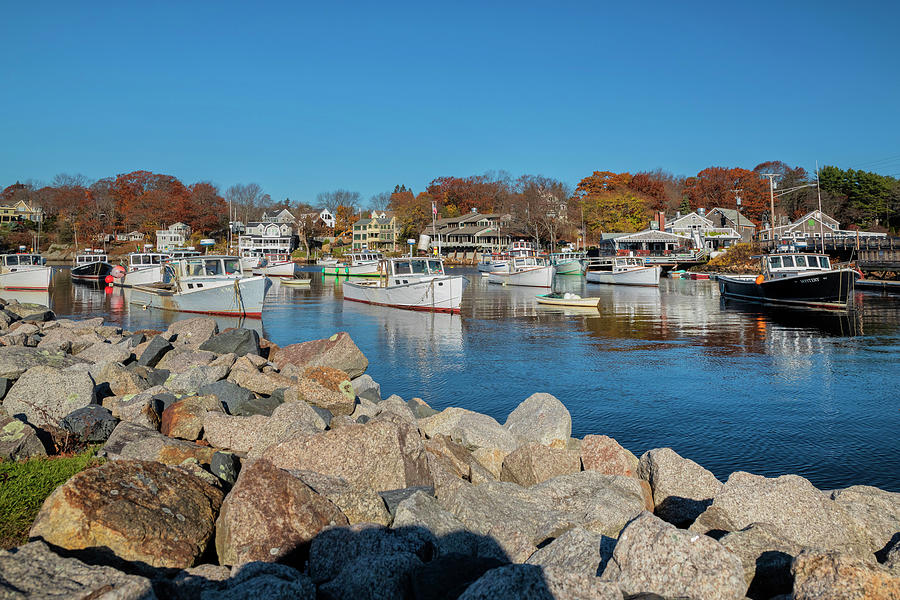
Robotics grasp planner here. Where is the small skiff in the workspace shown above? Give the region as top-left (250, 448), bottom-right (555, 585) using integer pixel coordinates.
top-left (535, 293), bottom-right (600, 308)
top-left (281, 278), bottom-right (312, 287)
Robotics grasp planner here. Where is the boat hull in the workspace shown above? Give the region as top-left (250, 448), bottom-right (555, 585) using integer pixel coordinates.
top-left (586, 265), bottom-right (660, 286)
top-left (322, 263), bottom-right (382, 277)
top-left (129, 276), bottom-right (268, 317)
top-left (342, 276), bottom-right (468, 313)
top-left (0, 266), bottom-right (52, 290)
top-left (553, 259), bottom-right (584, 275)
top-left (535, 294), bottom-right (599, 308)
top-left (487, 265), bottom-right (555, 288)
top-left (253, 261), bottom-right (300, 277)
top-left (718, 269), bottom-right (859, 310)
top-left (72, 262), bottom-right (113, 281)
top-left (116, 265), bottom-right (164, 288)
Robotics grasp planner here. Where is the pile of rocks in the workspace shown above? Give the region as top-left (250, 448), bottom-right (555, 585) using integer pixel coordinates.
top-left (0, 300), bottom-right (897, 599)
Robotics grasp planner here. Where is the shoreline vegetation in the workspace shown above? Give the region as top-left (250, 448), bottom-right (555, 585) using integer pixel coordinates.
top-left (2, 163), bottom-right (898, 261)
top-left (0, 301), bottom-right (897, 598)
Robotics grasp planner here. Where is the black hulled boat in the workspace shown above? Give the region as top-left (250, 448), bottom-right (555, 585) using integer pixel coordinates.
top-left (71, 251), bottom-right (114, 282)
top-left (718, 252), bottom-right (860, 310)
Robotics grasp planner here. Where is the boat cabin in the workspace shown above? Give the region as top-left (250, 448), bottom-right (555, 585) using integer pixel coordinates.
top-left (762, 253), bottom-right (832, 279)
top-left (1, 254), bottom-right (43, 267)
top-left (169, 250), bottom-right (202, 259)
top-left (507, 241), bottom-right (537, 257)
top-left (587, 256), bottom-right (646, 272)
top-left (162, 256), bottom-right (243, 283)
top-left (75, 252), bottom-right (108, 265)
top-left (510, 255), bottom-right (549, 271)
top-left (390, 256), bottom-right (444, 285)
top-left (347, 252), bottom-right (384, 264)
top-left (129, 253), bottom-right (170, 269)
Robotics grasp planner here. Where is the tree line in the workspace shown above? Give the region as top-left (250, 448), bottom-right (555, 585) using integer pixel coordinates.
top-left (3, 162), bottom-right (898, 252)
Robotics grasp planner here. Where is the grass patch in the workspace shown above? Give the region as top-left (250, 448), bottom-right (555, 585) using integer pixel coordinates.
top-left (0, 446), bottom-right (102, 549)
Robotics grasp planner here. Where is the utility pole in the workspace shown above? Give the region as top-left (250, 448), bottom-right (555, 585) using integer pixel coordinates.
top-left (762, 173), bottom-right (778, 250)
top-left (731, 187), bottom-right (743, 245)
top-left (815, 161), bottom-right (825, 252)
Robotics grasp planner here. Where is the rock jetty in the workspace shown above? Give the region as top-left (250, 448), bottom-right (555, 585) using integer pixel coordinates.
top-left (0, 298), bottom-right (898, 599)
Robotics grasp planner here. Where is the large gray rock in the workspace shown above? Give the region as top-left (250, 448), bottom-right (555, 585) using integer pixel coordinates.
top-left (138, 335), bottom-right (173, 367)
top-left (420, 407), bottom-right (519, 454)
top-left (525, 526), bottom-right (613, 578)
top-left (262, 418), bottom-right (432, 491)
top-left (392, 490), bottom-right (478, 556)
top-left (601, 511), bottom-right (746, 600)
top-left (792, 548), bottom-right (899, 600)
top-left (204, 401), bottom-right (324, 456)
top-left (206, 562), bottom-right (315, 600)
top-left (100, 421), bottom-right (216, 465)
top-left (94, 361), bottom-right (152, 396)
top-left (156, 348), bottom-right (218, 373)
top-left (270, 332), bottom-right (368, 378)
top-left (441, 471), bottom-right (647, 557)
top-left (59, 405), bottom-right (119, 442)
top-left (719, 522), bottom-right (803, 600)
top-left (351, 374), bottom-right (382, 403)
top-left (690, 472), bottom-right (872, 556)
top-left (318, 551), bottom-right (424, 600)
top-left (226, 366), bottom-right (291, 396)
top-left (409, 555), bottom-right (507, 600)
top-left (164, 364), bottom-right (229, 394)
top-left (3, 302), bottom-right (54, 322)
top-left (459, 564), bottom-right (623, 600)
top-left (199, 380), bottom-right (256, 415)
top-left (215, 459), bottom-right (348, 566)
top-left (104, 386), bottom-right (166, 430)
top-left (638, 447), bottom-right (723, 526)
top-left (77, 340), bottom-right (133, 365)
top-left (500, 442), bottom-right (581, 487)
top-left (2, 365), bottom-right (95, 428)
top-left (308, 523), bottom-right (437, 584)
top-left (0, 540), bottom-right (155, 599)
top-left (0, 415), bottom-right (46, 460)
top-left (830, 485), bottom-right (900, 555)
top-left (165, 317), bottom-right (219, 348)
top-left (0, 346), bottom-right (83, 380)
top-left (295, 470), bottom-right (392, 526)
top-left (503, 393), bottom-right (571, 446)
top-left (199, 328), bottom-right (261, 357)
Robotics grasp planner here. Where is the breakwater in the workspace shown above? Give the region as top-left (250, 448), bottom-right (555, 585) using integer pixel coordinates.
top-left (0, 300), bottom-right (897, 599)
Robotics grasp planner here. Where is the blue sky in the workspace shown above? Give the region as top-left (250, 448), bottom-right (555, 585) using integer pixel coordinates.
top-left (2, 1), bottom-right (898, 204)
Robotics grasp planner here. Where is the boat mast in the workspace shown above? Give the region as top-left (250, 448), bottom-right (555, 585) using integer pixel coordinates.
top-left (815, 161), bottom-right (825, 252)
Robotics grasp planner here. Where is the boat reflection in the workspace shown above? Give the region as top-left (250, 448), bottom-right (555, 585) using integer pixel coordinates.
top-left (720, 298), bottom-right (863, 338)
top-left (0, 289), bottom-right (51, 306)
top-left (341, 299), bottom-right (464, 353)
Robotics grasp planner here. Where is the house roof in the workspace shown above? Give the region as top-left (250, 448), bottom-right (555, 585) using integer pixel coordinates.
top-left (708, 208), bottom-right (754, 228)
top-left (668, 212), bottom-right (714, 228)
top-left (615, 230), bottom-right (690, 243)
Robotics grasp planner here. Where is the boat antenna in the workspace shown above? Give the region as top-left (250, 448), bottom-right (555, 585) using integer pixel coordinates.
top-left (762, 173), bottom-right (777, 248)
top-left (815, 161), bottom-right (825, 252)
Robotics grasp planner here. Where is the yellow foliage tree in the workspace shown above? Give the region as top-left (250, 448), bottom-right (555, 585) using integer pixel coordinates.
top-left (581, 190), bottom-right (651, 234)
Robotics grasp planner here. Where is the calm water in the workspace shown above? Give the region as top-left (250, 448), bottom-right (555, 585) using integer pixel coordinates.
top-left (12, 267), bottom-right (900, 492)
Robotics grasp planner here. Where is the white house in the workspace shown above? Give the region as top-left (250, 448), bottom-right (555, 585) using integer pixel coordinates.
top-left (115, 231), bottom-right (145, 242)
top-left (300, 208), bottom-right (335, 230)
top-left (156, 222), bottom-right (192, 252)
top-left (666, 210), bottom-right (740, 254)
top-left (757, 210), bottom-right (887, 245)
top-left (238, 221), bottom-right (296, 257)
top-left (262, 209), bottom-right (296, 224)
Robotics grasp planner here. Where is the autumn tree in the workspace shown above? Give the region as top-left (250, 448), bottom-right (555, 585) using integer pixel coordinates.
top-left (683, 167), bottom-right (767, 223)
top-left (426, 174), bottom-right (511, 216)
top-left (389, 190), bottom-right (430, 241)
top-left (333, 205), bottom-right (358, 234)
top-left (582, 190), bottom-right (651, 234)
top-left (297, 213), bottom-right (326, 255)
top-left (514, 175), bottom-right (572, 250)
top-left (187, 182), bottom-right (227, 234)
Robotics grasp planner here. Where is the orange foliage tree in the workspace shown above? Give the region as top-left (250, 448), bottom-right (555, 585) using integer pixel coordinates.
top-left (683, 167), bottom-right (767, 223)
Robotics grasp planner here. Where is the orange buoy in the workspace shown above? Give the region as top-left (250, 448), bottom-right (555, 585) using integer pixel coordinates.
top-left (755, 275), bottom-right (764, 285)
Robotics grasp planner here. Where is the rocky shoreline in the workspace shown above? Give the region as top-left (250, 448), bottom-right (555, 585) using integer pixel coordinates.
top-left (0, 299), bottom-right (897, 599)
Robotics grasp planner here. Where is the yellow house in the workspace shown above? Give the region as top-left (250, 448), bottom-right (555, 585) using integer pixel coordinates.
top-left (352, 212), bottom-right (398, 251)
top-left (0, 200), bottom-right (42, 224)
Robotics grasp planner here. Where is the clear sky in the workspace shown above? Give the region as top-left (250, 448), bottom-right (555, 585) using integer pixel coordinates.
top-left (2, 0), bottom-right (898, 204)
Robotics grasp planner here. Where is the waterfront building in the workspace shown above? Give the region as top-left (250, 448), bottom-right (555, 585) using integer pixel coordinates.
top-left (237, 221), bottom-right (297, 256)
top-left (115, 231), bottom-right (146, 242)
top-left (156, 222), bottom-right (192, 252)
top-left (352, 212), bottom-right (399, 251)
top-left (666, 210), bottom-right (741, 255)
top-left (262, 209), bottom-right (296, 224)
top-left (422, 212), bottom-right (522, 253)
top-left (706, 208), bottom-right (756, 242)
top-left (0, 199), bottom-right (42, 224)
top-left (756, 209), bottom-right (887, 245)
top-left (300, 208), bottom-right (336, 230)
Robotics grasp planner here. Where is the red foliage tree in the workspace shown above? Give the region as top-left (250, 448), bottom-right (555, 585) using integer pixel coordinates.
top-left (683, 167), bottom-right (767, 223)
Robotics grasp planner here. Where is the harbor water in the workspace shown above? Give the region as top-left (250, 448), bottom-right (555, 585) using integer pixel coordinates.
top-left (14, 267), bottom-right (900, 492)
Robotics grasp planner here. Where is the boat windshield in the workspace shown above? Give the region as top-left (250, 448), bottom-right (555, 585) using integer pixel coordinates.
top-left (795, 255), bottom-right (807, 267)
top-left (204, 259), bottom-right (222, 276)
top-left (162, 265), bottom-right (176, 283)
top-left (819, 256), bottom-right (831, 269)
top-left (428, 260), bottom-right (443, 274)
top-left (5, 256), bottom-right (17, 266)
top-left (781, 256), bottom-right (795, 268)
top-left (224, 258), bottom-right (241, 275)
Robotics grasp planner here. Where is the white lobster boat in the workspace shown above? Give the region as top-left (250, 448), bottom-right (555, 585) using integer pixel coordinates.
top-left (0, 254), bottom-right (52, 289)
top-left (130, 256), bottom-right (268, 317)
top-left (342, 256), bottom-right (468, 313)
top-left (112, 252), bottom-right (171, 287)
top-left (252, 253), bottom-right (300, 278)
top-left (550, 251), bottom-right (587, 275)
top-left (585, 256), bottom-right (660, 286)
top-left (322, 251), bottom-right (385, 277)
top-left (487, 256), bottom-right (555, 288)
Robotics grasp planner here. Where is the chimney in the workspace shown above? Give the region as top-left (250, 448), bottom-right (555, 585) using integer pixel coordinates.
top-left (656, 211), bottom-right (666, 231)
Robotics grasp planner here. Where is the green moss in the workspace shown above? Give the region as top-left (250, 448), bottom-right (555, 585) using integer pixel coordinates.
top-left (0, 446), bottom-right (102, 549)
